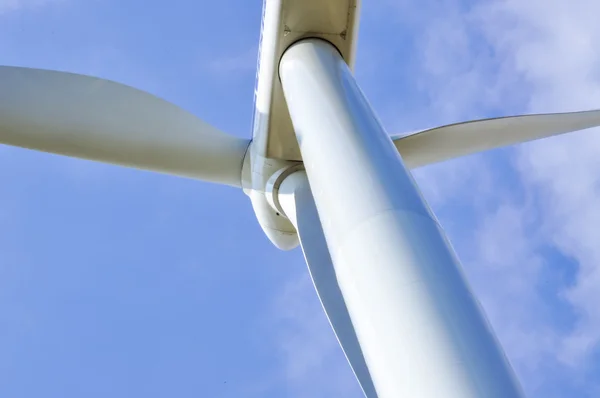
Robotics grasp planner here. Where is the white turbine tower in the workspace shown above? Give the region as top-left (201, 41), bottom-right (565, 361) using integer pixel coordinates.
top-left (2, 1), bottom-right (599, 397)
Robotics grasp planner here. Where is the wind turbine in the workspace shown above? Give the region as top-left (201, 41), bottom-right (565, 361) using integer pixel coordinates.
top-left (1, 1), bottom-right (599, 397)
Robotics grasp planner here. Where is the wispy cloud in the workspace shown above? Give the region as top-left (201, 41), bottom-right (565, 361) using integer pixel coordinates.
top-left (205, 46), bottom-right (259, 75)
top-left (267, 270), bottom-right (364, 398)
top-left (388, 0), bottom-right (600, 395)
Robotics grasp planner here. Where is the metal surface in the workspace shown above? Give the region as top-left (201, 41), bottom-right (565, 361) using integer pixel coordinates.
top-left (392, 110), bottom-right (600, 169)
top-left (242, 0), bottom-right (360, 250)
top-left (280, 39), bottom-right (525, 397)
top-left (278, 170), bottom-right (377, 398)
top-left (251, 0), bottom-right (360, 161)
top-left (0, 66), bottom-right (249, 187)
top-left (244, 0), bottom-right (360, 249)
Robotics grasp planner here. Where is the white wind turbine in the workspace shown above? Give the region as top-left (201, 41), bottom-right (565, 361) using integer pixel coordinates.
top-left (2, 1), bottom-right (599, 397)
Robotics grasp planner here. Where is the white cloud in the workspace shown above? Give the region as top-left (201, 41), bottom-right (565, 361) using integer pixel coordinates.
top-left (474, 0), bottom-right (600, 369)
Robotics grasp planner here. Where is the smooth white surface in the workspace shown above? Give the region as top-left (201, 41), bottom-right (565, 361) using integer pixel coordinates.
top-left (280, 39), bottom-right (525, 397)
top-left (278, 170), bottom-right (377, 398)
top-left (244, 0), bottom-right (296, 249)
top-left (244, 152), bottom-right (300, 250)
top-left (245, 0), bottom-right (361, 248)
top-left (251, 0), bottom-right (360, 160)
top-left (0, 66), bottom-right (249, 187)
top-left (393, 110), bottom-right (600, 169)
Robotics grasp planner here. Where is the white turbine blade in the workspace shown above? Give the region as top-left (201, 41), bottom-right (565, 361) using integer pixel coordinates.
top-left (278, 171), bottom-right (378, 398)
top-left (392, 109), bottom-right (600, 169)
top-left (0, 66), bottom-right (250, 187)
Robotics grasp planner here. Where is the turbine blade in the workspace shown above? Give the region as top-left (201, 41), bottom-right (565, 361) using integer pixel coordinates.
top-left (0, 66), bottom-right (250, 187)
top-left (392, 109), bottom-right (600, 169)
top-left (279, 171), bottom-right (378, 398)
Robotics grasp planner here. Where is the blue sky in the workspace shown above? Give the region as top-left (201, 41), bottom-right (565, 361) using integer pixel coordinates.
top-left (1, 0), bottom-right (600, 397)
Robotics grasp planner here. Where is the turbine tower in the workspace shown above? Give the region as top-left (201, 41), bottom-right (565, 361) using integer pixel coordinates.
top-left (2, 1), bottom-right (599, 397)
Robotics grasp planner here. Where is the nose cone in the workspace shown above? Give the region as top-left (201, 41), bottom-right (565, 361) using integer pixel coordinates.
top-left (261, 225), bottom-right (300, 251)
top-left (250, 190), bottom-right (300, 251)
